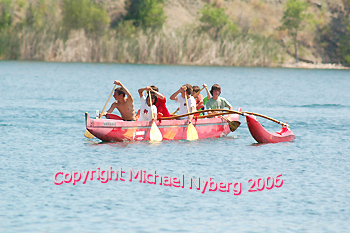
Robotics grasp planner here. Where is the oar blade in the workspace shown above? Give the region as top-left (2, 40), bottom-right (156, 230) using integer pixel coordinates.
top-left (229, 121), bottom-right (241, 132)
top-left (84, 129), bottom-right (95, 139)
top-left (150, 121), bottom-right (163, 142)
top-left (187, 122), bottom-right (198, 141)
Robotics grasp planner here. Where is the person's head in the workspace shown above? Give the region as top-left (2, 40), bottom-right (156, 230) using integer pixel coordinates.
top-left (192, 85), bottom-right (200, 95)
top-left (181, 84), bottom-right (193, 97)
top-left (210, 84), bottom-right (221, 98)
top-left (114, 87), bottom-right (126, 100)
top-left (146, 93), bottom-right (158, 107)
top-left (150, 85), bottom-right (159, 92)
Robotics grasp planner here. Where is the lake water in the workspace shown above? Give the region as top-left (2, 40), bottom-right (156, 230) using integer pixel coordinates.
top-left (0, 61), bottom-right (349, 232)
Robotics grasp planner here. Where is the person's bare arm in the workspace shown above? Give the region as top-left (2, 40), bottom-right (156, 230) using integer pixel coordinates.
top-left (100, 102), bottom-right (117, 117)
top-left (204, 83), bottom-right (211, 100)
top-left (170, 86), bottom-right (186, 100)
top-left (115, 80), bottom-right (134, 102)
top-left (149, 87), bottom-right (165, 100)
top-left (138, 87), bottom-right (147, 98)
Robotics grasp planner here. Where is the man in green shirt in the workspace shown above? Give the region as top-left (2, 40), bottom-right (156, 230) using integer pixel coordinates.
top-left (205, 84), bottom-right (233, 113)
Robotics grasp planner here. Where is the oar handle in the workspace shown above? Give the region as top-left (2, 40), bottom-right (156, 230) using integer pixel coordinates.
top-left (148, 91), bottom-right (154, 121)
top-left (220, 115), bottom-right (231, 123)
top-left (184, 93), bottom-right (192, 122)
top-left (184, 94), bottom-right (190, 114)
top-left (192, 86), bottom-right (206, 98)
top-left (170, 108), bottom-right (179, 115)
top-left (100, 84), bottom-right (117, 118)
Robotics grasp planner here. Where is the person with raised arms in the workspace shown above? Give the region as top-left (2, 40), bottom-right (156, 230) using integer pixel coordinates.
top-left (147, 85), bottom-right (170, 118)
top-left (192, 84), bottom-right (211, 115)
top-left (170, 84), bottom-right (196, 121)
top-left (137, 86), bottom-right (157, 121)
top-left (99, 80), bottom-right (136, 121)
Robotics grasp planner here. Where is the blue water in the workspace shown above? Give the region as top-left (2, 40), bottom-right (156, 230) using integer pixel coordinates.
top-left (1, 61), bottom-right (349, 232)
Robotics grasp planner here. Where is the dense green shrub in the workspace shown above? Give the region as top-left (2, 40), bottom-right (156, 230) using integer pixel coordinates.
top-left (199, 3), bottom-right (238, 40)
top-left (124, 0), bottom-right (166, 29)
top-left (338, 0), bottom-right (350, 65)
top-left (62, 0), bottom-right (110, 37)
top-left (0, 0), bottom-right (12, 30)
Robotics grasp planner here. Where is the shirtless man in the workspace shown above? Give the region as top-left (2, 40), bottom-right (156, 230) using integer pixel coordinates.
top-left (100, 80), bottom-right (136, 121)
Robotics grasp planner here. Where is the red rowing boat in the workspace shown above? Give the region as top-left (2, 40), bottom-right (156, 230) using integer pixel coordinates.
top-left (85, 110), bottom-right (241, 142)
top-left (245, 114), bottom-right (296, 143)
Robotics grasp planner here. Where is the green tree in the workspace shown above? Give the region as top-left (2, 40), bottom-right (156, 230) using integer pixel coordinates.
top-left (24, 0), bottom-right (55, 31)
top-left (280, 0), bottom-right (312, 63)
top-left (338, 0), bottom-right (350, 65)
top-left (124, 0), bottom-right (166, 29)
top-left (199, 3), bottom-right (237, 40)
top-left (0, 0), bottom-right (12, 31)
top-left (62, 0), bottom-right (110, 37)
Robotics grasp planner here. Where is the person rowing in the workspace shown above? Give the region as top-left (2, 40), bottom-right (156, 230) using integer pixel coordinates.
top-left (149, 85), bottom-right (171, 118)
top-left (99, 80), bottom-right (136, 121)
top-left (205, 84), bottom-right (233, 117)
top-left (137, 86), bottom-right (157, 121)
top-left (192, 83), bottom-right (211, 116)
top-left (170, 84), bottom-right (196, 121)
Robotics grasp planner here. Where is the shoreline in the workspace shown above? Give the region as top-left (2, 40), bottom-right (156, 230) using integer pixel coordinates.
top-left (281, 62), bottom-right (349, 70)
top-left (1, 59), bottom-right (349, 70)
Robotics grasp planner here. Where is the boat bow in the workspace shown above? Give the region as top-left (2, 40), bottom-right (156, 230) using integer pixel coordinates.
top-left (246, 114), bottom-right (296, 143)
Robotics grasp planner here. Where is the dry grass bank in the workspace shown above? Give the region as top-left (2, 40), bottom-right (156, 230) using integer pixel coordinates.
top-left (17, 28), bottom-right (284, 66)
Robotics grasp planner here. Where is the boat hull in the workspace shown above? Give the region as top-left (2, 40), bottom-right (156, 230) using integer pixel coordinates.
top-left (86, 112), bottom-right (241, 142)
top-left (246, 115), bottom-right (296, 143)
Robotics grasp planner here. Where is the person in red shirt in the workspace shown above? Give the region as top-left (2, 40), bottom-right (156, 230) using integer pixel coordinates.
top-left (137, 85), bottom-right (170, 118)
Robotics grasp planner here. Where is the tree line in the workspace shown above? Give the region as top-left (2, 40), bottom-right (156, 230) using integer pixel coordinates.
top-left (0, 0), bottom-right (349, 66)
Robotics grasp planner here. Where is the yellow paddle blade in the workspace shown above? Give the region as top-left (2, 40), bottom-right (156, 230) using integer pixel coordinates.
top-left (84, 130), bottom-right (95, 139)
top-left (150, 121), bottom-right (162, 142)
top-left (163, 127), bottom-right (178, 140)
top-left (123, 129), bottom-right (136, 140)
top-left (187, 122), bottom-right (198, 141)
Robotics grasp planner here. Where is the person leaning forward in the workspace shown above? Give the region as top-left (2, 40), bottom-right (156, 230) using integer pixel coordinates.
top-left (100, 80), bottom-right (136, 121)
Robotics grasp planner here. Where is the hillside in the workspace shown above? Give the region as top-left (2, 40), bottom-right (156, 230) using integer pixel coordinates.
top-left (0, 0), bottom-right (349, 68)
top-left (108, 0), bottom-right (349, 66)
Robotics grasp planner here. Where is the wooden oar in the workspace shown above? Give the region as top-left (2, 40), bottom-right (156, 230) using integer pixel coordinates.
top-left (149, 91), bottom-right (162, 142)
top-left (192, 86), bottom-right (206, 98)
top-left (185, 94), bottom-right (198, 141)
top-left (84, 84), bottom-right (117, 139)
top-left (220, 115), bottom-right (241, 132)
top-left (170, 107), bottom-right (179, 115)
